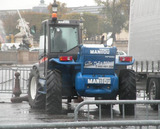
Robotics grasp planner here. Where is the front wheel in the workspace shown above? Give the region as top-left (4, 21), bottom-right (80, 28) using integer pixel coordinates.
top-left (46, 70), bottom-right (62, 114)
top-left (119, 69), bottom-right (136, 115)
top-left (28, 68), bottom-right (46, 109)
top-left (148, 78), bottom-right (160, 110)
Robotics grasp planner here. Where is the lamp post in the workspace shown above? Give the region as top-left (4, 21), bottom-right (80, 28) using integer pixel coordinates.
top-left (80, 13), bottom-right (85, 43)
top-left (52, 0), bottom-right (58, 22)
top-left (80, 13), bottom-right (84, 29)
top-left (52, 0), bottom-right (58, 13)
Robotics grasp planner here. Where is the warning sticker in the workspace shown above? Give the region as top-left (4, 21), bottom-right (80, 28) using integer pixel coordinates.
top-left (84, 61), bottom-right (114, 69)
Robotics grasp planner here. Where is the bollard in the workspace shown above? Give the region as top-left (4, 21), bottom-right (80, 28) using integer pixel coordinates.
top-left (12, 72), bottom-right (21, 97)
top-left (11, 72), bottom-right (28, 103)
top-left (11, 95), bottom-right (28, 103)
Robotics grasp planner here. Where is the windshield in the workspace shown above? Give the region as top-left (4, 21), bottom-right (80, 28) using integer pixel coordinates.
top-left (50, 26), bottom-right (78, 52)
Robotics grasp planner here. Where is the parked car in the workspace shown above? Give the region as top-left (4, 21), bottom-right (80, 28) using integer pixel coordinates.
top-left (116, 50), bottom-right (127, 56)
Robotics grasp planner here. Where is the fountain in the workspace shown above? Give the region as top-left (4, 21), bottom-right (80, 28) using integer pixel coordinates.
top-left (14, 18), bottom-right (33, 50)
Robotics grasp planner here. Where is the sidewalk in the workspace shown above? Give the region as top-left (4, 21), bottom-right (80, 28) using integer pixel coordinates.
top-left (0, 93), bottom-right (12, 103)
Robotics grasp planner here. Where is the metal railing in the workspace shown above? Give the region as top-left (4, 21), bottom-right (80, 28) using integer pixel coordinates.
top-left (130, 60), bottom-right (160, 73)
top-left (0, 94), bottom-right (160, 128)
top-left (0, 120), bottom-right (160, 129)
top-left (74, 100), bottom-right (160, 121)
top-left (0, 65), bottom-right (32, 94)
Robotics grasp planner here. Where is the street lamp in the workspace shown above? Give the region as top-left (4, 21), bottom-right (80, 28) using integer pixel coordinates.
top-left (80, 13), bottom-right (84, 29)
top-left (52, 0), bottom-right (58, 13)
top-left (52, 0), bottom-right (58, 22)
top-left (80, 13), bottom-right (85, 43)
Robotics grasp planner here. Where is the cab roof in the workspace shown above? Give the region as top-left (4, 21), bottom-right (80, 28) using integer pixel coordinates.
top-left (42, 19), bottom-right (80, 26)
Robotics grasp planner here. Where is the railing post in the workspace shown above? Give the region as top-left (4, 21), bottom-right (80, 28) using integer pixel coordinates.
top-left (136, 61), bottom-right (138, 72)
top-left (158, 61), bottom-right (160, 72)
top-left (141, 61), bottom-right (143, 72)
top-left (152, 61), bottom-right (154, 72)
top-left (146, 61), bottom-right (148, 72)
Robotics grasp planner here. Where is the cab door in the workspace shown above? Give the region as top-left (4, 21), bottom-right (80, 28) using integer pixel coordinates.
top-left (39, 22), bottom-right (48, 78)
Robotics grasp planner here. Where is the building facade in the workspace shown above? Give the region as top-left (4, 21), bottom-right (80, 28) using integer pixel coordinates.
top-left (68, 6), bottom-right (104, 14)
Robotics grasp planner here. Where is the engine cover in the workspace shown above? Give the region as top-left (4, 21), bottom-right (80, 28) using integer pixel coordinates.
top-left (79, 44), bottom-right (117, 75)
top-left (75, 72), bottom-right (118, 97)
top-left (75, 44), bottom-right (118, 97)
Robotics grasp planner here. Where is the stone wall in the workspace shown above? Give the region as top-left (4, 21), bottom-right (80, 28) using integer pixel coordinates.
top-left (0, 41), bottom-right (128, 65)
top-left (0, 51), bottom-right (38, 64)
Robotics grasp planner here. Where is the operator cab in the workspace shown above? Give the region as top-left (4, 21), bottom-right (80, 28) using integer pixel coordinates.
top-left (39, 0), bottom-right (81, 62)
top-left (40, 20), bottom-right (81, 59)
top-left (38, 19), bottom-right (81, 77)
top-left (38, 0), bottom-right (81, 78)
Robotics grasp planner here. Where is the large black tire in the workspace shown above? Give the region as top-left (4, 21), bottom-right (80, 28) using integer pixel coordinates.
top-left (148, 78), bottom-right (160, 110)
top-left (46, 70), bottom-right (62, 114)
top-left (119, 69), bottom-right (136, 115)
top-left (28, 68), bottom-right (46, 109)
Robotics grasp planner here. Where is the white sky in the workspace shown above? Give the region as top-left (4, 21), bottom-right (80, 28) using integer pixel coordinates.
top-left (0, 0), bottom-right (97, 10)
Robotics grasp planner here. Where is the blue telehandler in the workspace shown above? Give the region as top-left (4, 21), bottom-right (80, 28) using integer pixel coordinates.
top-left (28, 0), bottom-right (136, 115)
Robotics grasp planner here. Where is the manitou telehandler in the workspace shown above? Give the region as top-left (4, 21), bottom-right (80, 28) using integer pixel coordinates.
top-left (28, 0), bottom-right (136, 115)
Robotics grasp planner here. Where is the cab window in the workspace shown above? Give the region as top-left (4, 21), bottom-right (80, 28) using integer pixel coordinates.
top-left (50, 26), bottom-right (78, 52)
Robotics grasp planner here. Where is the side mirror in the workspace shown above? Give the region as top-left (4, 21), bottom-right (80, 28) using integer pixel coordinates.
top-left (30, 25), bottom-right (36, 34)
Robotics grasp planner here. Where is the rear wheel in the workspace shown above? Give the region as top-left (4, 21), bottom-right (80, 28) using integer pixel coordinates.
top-left (46, 70), bottom-right (62, 114)
top-left (119, 69), bottom-right (136, 115)
top-left (28, 68), bottom-right (46, 109)
top-left (148, 78), bottom-right (160, 110)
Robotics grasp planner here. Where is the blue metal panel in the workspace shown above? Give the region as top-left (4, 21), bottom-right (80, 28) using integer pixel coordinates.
top-left (83, 55), bottom-right (115, 74)
top-left (77, 45), bottom-right (117, 75)
top-left (75, 72), bottom-right (118, 97)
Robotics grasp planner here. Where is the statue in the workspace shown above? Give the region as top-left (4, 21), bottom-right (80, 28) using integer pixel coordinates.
top-left (14, 18), bottom-right (33, 49)
top-left (16, 18), bottom-right (31, 37)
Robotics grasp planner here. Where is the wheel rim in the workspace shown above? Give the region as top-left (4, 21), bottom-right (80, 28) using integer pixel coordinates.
top-left (30, 77), bottom-right (37, 100)
top-left (150, 81), bottom-right (156, 100)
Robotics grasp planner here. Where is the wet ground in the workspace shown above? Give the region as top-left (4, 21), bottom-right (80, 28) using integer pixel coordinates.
top-left (0, 94), bottom-right (76, 124)
top-left (0, 90), bottom-right (159, 124)
top-left (0, 81), bottom-right (159, 129)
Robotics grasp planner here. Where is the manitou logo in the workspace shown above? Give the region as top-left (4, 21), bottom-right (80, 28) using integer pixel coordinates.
top-left (87, 77), bottom-right (111, 84)
top-left (90, 49), bottom-right (110, 54)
